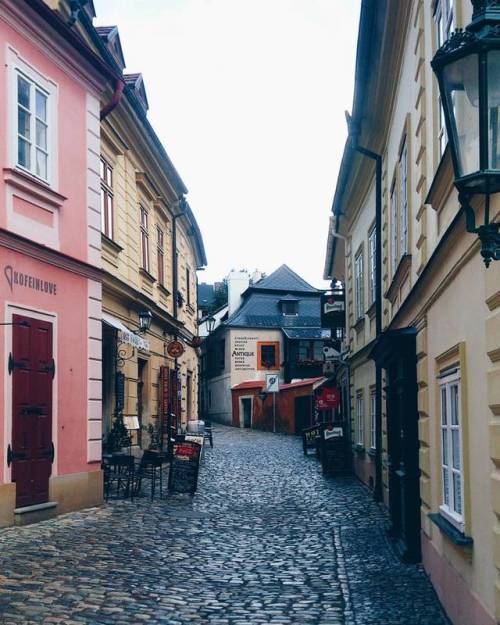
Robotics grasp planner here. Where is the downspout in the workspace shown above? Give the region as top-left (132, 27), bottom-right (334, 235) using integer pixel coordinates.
top-left (100, 80), bottom-right (125, 121)
top-left (350, 137), bottom-right (383, 503)
top-left (172, 199), bottom-right (187, 320)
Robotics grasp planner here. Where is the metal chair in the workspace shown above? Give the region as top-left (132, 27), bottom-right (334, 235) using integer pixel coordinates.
top-left (204, 420), bottom-right (214, 448)
top-left (133, 450), bottom-right (165, 500)
top-left (103, 454), bottom-right (135, 501)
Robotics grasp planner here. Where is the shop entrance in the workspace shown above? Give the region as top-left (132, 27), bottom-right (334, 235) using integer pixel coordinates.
top-left (241, 398), bottom-right (252, 428)
top-left (11, 314), bottom-right (54, 508)
top-left (294, 396), bottom-right (311, 434)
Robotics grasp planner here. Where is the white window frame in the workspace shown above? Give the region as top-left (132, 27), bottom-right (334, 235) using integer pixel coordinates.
top-left (399, 138), bottom-right (408, 258)
top-left (7, 47), bottom-right (58, 188)
top-left (354, 251), bottom-right (364, 321)
top-left (370, 391), bottom-right (376, 450)
top-left (356, 393), bottom-right (364, 446)
top-left (368, 226), bottom-right (376, 305)
top-left (439, 368), bottom-right (465, 531)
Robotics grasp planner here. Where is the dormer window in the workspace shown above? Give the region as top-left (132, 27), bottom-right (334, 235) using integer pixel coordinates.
top-left (280, 299), bottom-right (299, 316)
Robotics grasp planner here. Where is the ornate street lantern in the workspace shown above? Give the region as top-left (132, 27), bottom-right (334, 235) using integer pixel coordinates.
top-left (431, 0), bottom-right (500, 266)
top-left (206, 315), bottom-right (216, 334)
top-left (138, 310), bottom-right (152, 333)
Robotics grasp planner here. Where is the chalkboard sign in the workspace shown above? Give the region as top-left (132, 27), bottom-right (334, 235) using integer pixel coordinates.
top-left (321, 436), bottom-right (350, 477)
top-left (115, 372), bottom-right (125, 411)
top-left (302, 425), bottom-right (321, 455)
top-left (168, 441), bottom-right (201, 494)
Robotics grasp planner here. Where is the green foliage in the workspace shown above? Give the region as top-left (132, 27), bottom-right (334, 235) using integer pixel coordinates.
top-left (142, 422), bottom-right (162, 450)
top-left (103, 414), bottom-right (131, 453)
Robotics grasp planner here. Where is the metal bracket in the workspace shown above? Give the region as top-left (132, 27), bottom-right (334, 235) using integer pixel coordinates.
top-left (8, 353), bottom-right (26, 375)
top-left (7, 445), bottom-right (26, 467)
top-left (41, 359), bottom-right (55, 379)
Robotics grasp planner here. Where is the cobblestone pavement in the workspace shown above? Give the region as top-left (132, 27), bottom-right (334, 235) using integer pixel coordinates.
top-left (0, 426), bottom-right (450, 625)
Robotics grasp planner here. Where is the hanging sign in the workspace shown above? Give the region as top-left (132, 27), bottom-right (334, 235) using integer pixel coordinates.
top-left (119, 328), bottom-right (149, 351)
top-left (167, 340), bottom-right (185, 358)
top-left (316, 387), bottom-right (341, 410)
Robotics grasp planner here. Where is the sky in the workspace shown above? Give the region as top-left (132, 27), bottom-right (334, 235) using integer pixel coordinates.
top-left (93, 0), bottom-right (360, 289)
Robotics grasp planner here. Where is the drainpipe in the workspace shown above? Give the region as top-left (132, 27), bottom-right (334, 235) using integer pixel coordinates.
top-left (100, 80), bottom-right (125, 121)
top-left (347, 116), bottom-right (383, 503)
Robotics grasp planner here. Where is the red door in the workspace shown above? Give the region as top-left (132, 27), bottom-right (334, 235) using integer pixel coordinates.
top-left (11, 314), bottom-right (54, 508)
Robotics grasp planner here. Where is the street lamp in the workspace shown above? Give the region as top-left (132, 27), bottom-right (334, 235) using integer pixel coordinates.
top-left (206, 315), bottom-right (216, 334)
top-left (431, 0), bottom-right (500, 266)
top-left (138, 310), bottom-right (152, 333)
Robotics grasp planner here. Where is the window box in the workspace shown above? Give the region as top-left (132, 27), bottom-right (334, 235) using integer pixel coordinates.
top-left (429, 513), bottom-right (473, 547)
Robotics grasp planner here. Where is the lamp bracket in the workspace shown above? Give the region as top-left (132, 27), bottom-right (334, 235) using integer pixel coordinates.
top-left (458, 192), bottom-right (479, 234)
top-left (459, 192), bottom-right (500, 266)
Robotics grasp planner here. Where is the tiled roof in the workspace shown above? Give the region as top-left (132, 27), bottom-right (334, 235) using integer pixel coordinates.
top-left (279, 377), bottom-right (326, 391)
top-left (252, 265), bottom-right (320, 293)
top-left (282, 328), bottom-right (329, 340)
top-left (225, 293), bottom-right (320, 328)
top-left (232, 381), bottom-right (266, 391)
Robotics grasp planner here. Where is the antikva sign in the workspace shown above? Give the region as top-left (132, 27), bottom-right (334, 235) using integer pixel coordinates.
top-left (4, 265), bottom-right (57, 295)
top-left (232, 335), bottom-right (258, 371)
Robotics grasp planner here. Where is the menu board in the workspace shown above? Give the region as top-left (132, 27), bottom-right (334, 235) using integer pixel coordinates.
top-left (168, 441), bottom-right (201, 494)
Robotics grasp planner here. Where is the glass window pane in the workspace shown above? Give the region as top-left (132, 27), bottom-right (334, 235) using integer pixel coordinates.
top-left (441, 387), bottom-right (447, 424)
top-left (100, 159), bottom-right (105, 180)
top-left (442, 429), bottom-right (448, 466)
top-left (36, 90), bottom-right (47, 121)
top-left (101, 189), bottom-right (106, 232)
top-left (443, 55), bottom-right (480, 177)
top-left (453, 473), bottom-right (462, 514)
top-left (18, 137), bottom-right (30, 169)
top-left (18, 107), bottom-right (30, 139)
top-left (452, 429), bottom-right (461, 470)
top-left (106, 166), bottom-right (112, 187)
top-left (487, 50), bottom-right (500, 170)
top-left (18, 76), bottom-right (30, 108)
top-left (36, 120), bottom-right (47, 150)
top-left (313, 342), bottom-right (323, 360)
top-left (451, 384), bottom-right (459, 425)
top-left (443, 468), bottom-right (449, 505)
top-left (36, 149), bottom-right (47, 179)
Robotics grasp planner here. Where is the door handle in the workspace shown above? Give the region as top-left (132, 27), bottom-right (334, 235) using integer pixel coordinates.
top-left (7, 445), bottom-right (27, 467)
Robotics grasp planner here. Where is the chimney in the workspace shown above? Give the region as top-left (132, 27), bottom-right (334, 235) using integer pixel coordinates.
top-left (227, 270), bottom-right (250, 316)
top-left (250, 269), bottom-right (263, 285)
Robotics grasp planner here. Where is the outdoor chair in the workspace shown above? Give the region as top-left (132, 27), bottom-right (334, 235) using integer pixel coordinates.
top-left (133, 450), bottom-right (165, 500)
top-left (103, 454), bottom-right (135, 501)
top-left (203, 421), bottom-right (214, 448)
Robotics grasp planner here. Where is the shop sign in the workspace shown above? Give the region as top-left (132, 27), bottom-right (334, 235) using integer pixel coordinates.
top-left (324, 425), bottom-right (343, 440)
top-left (232, 335), bottom-right (258, 371)
top-left (119, 328), bottom-right (149, 351)
top-left (4, 265), bottom-right (57, 295)
top-left (115, 372), bottom-right (125, 411)
top-left (316, 387), bottom-right (341, 410)
top-left (167, 340), bottom-right (185, 358)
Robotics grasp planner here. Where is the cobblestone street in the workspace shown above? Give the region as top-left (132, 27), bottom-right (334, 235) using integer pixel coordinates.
top-left (0, 426), bottom-right (450, 625)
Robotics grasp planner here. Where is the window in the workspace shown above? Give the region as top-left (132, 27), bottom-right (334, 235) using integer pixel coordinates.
top-left (435, 0), bottom-right (454, 156)
top-left (217, 339), bottom-right (225, 370)
top-left (100, 157), bottom-right (114, 239)
top-left (156, 226), bottom-right (165, 286)
top-left (298, 341), bottom-right (323, 362)
top-left (258, 342), bottom-right (280, 370)
top-left (390, 181), bottom-right (398, 276)
top-left (16, 73), bottom-right (49, 181)
top-left (368, 226), bottom-right (376, 305)
top-left (370, 390), bottom-right (376, 449)
top-left (282, 300), bottom-right (298, 315)
top-left (440, 368), bottom-right (464, 529)
top-left (399, 138), bottom-right (409, 258)
top-left (140, 206), bottom-right (150, 272)
top-left (354, 250), bottom-right (364, 321)
top-left (356, 393), bottom-right (364, 446)
top-left (313, 341), bottom-right (323, 361)
top-left (186, 267), bottom-right (191, 306)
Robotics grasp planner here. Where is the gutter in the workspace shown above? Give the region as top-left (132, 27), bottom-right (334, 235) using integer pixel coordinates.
top-left (100, 79), bottom-right (125, 121)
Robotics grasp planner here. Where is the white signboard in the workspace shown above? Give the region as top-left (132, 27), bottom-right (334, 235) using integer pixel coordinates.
top-left (232, 335), bottom-right (258, 371)
top-left (324, 300), bottom-right (345, 314)
top-left (124, 416), bottom-right (140, 430)
top-left (119, 328), bottom-right (149, 352)
top-left (266, 373), bottom-right (280, 393)
top-left (324, 427), bottom-right (343, 440)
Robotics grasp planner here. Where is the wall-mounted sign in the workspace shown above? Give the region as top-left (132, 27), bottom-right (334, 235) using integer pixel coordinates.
top-left (232, 335), bottom-right (258, 371)
top-left (4, 265), bottom-right (57, 295)
top-left (324, 425), bottom-right (343, 440)
top-left (266, 373), bottom-right (279, 393)
top-left (119, 328), bottom-right (149, 351)
top-left (316, 387), bottom-right (341, 410)
top-left (167, 340), bottom-right (185, 358)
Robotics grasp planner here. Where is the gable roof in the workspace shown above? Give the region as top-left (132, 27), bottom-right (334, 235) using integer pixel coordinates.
top-left (225, 292), bottom-right (320, 329)
top-left (252, 264), bottom-right (319, 294)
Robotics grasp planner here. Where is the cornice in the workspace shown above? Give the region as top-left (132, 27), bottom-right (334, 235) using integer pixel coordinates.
top-left (0, 228), bottom-right (103, 282)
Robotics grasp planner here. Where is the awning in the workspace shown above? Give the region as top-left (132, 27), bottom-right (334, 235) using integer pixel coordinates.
top-left (102, 312), bottom-right (150, 352)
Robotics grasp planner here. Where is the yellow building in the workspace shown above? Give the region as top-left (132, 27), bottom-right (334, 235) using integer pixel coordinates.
top-left (49, 1), bottom-right (207, 450)
top-left (324, 2), bottom-right (500, 624)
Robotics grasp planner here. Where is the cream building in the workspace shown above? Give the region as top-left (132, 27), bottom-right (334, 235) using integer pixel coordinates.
top-left (324, 1), bottom-right (500, 624)
top-left (50, 1), bottom-right (207, 449)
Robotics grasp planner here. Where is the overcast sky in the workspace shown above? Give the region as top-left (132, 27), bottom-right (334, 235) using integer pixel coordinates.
top-left (94, 0), bottom-right (360, 288)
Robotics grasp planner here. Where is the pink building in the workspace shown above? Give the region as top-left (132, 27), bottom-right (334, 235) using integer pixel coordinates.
top-left (0, 0), bottom-right (117, 525)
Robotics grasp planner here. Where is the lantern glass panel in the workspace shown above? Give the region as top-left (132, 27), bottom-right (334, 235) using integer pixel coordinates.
top-left (443, 54), bottom-right (480, 178)
top-left (488, 50), bottom-right (500, 171)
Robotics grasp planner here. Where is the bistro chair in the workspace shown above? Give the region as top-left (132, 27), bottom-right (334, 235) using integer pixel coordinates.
top-left (203, 420), bottom-right (214, 448)
top-left (103, 454), bottom-right (135, 501)
top-left (133, 450), bottom-right (165, 500)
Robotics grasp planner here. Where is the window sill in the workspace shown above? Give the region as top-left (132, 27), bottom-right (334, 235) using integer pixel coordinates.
top-left (101, 233), bottom-right (123, 254)
top-left (425, 144), bottom-right (454, 212)
top-left (140, 268), bottom-right (156, 284)
top-left (367, 446), bottom-right (376, 457)
top-left (366, 301), bottom-right (376, 320)
top-left (429, 513), bottom-right (473, 547)
top-left (3, 167), bottom-right (66, 208)
top-left (385, 254), bottom-right (412, 304)
top-left (354, 443), bottom-right (365, 454)
top-left (157, 283), bottom-right (171, 297)
top-left (186, 304), bottom-right (195, 315)
top-left (353, 316), bottom-right (365, 334)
